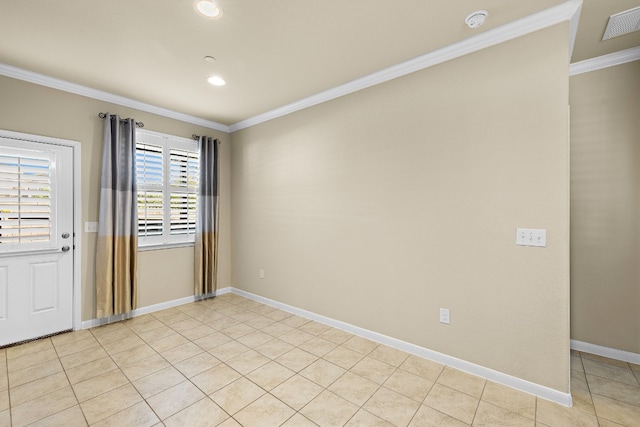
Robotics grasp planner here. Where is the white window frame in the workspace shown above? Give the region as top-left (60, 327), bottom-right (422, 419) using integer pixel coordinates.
top-left (136, 129), bottom-right (199, 250)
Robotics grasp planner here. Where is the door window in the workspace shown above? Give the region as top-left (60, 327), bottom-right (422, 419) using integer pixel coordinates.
top-left (0, 147), bottom-right (57, 252)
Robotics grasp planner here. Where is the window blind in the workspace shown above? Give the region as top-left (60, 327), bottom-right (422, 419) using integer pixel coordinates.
top-left (169, 149), bottom-right (198, 236)
top-left (136, 143), bottom-right (164, 237)
top-left (0, 154), bottom-right (51, 243)
top-left (134, 133), bottom-right (199, 246)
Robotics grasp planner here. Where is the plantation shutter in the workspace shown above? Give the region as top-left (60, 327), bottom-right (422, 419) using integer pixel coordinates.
top-left (134, 130), bottom-right (199, 247)
top-left (0, 147), bottom-right (56, 251)
top-left (136, 143), bottom-right (163, 238)
top-left (169, 149), bottom-right (198, 236)
top-left (0, 154), bottom-right (52, 244)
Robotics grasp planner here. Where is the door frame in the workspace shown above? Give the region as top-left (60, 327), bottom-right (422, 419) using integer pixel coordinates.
top-left (0, 129), bottom-right (82, 332)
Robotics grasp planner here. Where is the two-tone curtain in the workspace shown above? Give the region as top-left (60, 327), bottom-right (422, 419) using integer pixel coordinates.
top-left (96, 114), bottom-right (138, 317)
top-left (195, 136), bottom-right (219, 295)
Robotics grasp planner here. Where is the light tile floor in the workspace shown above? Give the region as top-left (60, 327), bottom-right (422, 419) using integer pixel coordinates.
top-left (1, 293), bottom-right (639, 426)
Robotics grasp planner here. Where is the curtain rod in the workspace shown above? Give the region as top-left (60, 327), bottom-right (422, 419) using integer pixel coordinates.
top-left (98, 113), bottom-right (219, 142)
top-left (192, 134), bottom-right (221, 144)
top-left (98, 112), bottom-right (144, 128)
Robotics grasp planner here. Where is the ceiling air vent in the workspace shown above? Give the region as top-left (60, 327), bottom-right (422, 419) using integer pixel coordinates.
top-left (602, 6), bottom-right (640, 40)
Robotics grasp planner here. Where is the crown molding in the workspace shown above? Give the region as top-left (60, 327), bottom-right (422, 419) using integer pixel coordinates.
top-left (569, 46), bottom-right (640, 76)
top-left (0, 1), bottom-right (582, 134)
top-left (0, 63), bottom-right (230, 133)
top-left (568, 1), bottom-right (582, 60)
top-left (230, 0), bottom-right (583, 132)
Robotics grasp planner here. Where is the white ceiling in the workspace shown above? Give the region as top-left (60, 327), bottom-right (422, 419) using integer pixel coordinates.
top-left (0, 0), bottom-right (638, 128)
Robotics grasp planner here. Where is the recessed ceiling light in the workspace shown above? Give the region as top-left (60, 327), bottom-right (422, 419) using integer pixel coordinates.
top-left (194, 0), bottom-right (223, 19)
top-left (207, 76), bottom-right (226, 86)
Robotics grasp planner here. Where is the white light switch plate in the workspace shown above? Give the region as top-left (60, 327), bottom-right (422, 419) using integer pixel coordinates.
top-left (516, 228), bottom-right (546, 247)
top-left (439, 308), bottom-right (450, 325)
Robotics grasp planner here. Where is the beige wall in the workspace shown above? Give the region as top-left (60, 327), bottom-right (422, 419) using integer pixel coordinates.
top-left (0, 22), bottom-right (574, 392)
top-left (231, 24), bottom-right (571, 391)
top-left (570, 61), bottom-right (640, 353)
top-left (0, 76), bottom-right (231, 321)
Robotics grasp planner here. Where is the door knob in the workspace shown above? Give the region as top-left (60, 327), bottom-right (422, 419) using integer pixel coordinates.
top-left (61, 246), bottom-right (70, 252)
top-left (62, 232), bottom-right (70, 239)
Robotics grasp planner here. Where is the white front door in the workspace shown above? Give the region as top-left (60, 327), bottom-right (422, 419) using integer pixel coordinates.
top-left (0, 137), bottom-right (74, 347)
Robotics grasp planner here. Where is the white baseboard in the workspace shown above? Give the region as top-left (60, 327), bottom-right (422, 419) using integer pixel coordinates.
top-left (230, 287), bottom-right (573, 407)
top-left (80, 286), bottom-right (231, 329)
top-left (78, 285), bottom-right (572, 406)
top-left (571, 340), bottom-right (640, 365)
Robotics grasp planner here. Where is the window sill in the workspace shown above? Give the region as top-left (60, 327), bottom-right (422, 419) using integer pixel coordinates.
top-left (138, 241), bottom-right (195, 252)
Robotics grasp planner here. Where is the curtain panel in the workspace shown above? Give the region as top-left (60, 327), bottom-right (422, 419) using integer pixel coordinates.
top-left (195, 136), bottom-right (219, 295)
top-left (96, 114), bottom-right (138, 317)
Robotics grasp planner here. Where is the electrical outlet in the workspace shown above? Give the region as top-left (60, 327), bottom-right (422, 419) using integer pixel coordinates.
top-left (85, 222), bottom-right (98, 233)
top-left (259, 268), bottom-right (264, 279)
top-left (439, 308), bottom-right (450, 325)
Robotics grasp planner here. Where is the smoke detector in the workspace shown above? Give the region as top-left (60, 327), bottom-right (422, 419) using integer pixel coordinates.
top-left (602, 6), bottom-right (640, 40)
top-left (465, 10), bottom-right (488, 29)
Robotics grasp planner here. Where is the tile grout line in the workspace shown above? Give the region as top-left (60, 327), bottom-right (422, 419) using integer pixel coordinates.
top-left (9, 296), bottom-right (634, 427)
top-left (534, 394), bottom-right (537, 426)
top-left (7, 339), bottom-right (71, 426)
top-left (88, 326), bottom-right (143, 425)
top-left (88, 316), bottom-right (181, 424)
top-left (121, 321), bottom-right (167, 426)
top-left (7, 337), bottom-right (58, 424)
top-left (266, 322), bottom-right (353, 424)
top-left (243, 295), bottom-right (512, 426)
top-left (405, 359), bottom-right (440, 427)
top-left (581, 352), bottom-right (640, 427)
top-left (232, 303), bottom-right (357, 426)
top-left (469, 378), bottom-right (488, 425)
top-left (136, 306), bottom-right (229, 424)
top-left (21, 307), bottom-right (420, 425)
top-left (382, 355), bottom-right (428, 426)
top-left (339, 365), bottom-right (384, 425)
top-left (128, 308), bottom-right (195, 423)
top-left (51, 336), bottom-right (90, 427)
top-left (580, 352), bottom-right (640, 427)
top-left (143, 298), bottom-right (301, 424)
top-left (586, 370), bottom-right (640, 389)
top-left (590, 358), bottom-right (603, 427)
top-left (423, 363), bottom-right (476, 425)
top-left (3, 349), bottom-right (12, 427)
top-left (209, 296), bottom-right (300, 426)
top-left (579, 352), bottom-right (599, 424)
top-left (581, 360), bottom-right (640, 394)
top-left (380, 361), bottom-right (418, 426)
top-left (154, 306), bottom-right (236, 425)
